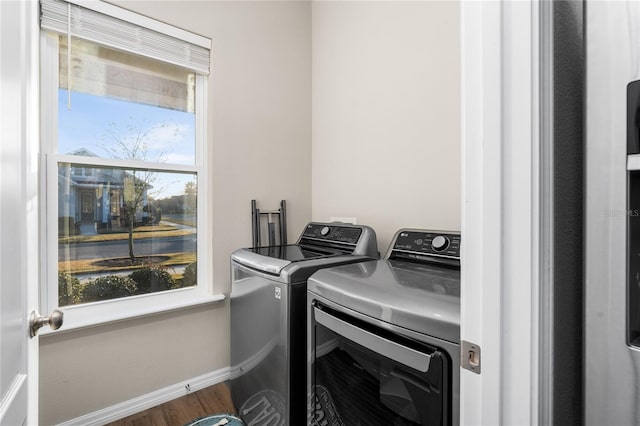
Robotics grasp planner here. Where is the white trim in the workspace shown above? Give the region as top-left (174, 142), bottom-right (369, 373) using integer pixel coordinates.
top-left (460, 1), bottom-right (539, 425)
top-left (40, 32), bottom-right (59, 155)
top-left (53, 154), bottom-right (198, 173)
top-left (40, 0), bottom-right (211, 75)
top-left (66, 3), bottom-right (70, 109)
top-left (40, 28), bottom-right (213, 331)
top-left (194, 74), bottom-right (212, 294)
top-left (0, 375), bottom-right (27, 426)
top-left (63, 0), bottom-right (211, 49)
top-left (460, 1), bottom-right (503, 424)
top-left (40, 293), bottom-right (225, 335)
top-left (45, 152), bottom-right (59, 315)
top-left (56, 367), bottom-right (231, 426)
top-left (24, 0), bottom-right (42, 423)
top-left (501, 2), bottom-right (539, 424)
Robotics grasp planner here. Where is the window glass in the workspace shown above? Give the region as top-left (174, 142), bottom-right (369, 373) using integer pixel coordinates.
top-left (58, 36), bottom-right (196, 165)
top-left (57, 165), bottom-right (198, 306)
top-left (55, 37), bottom-right (200, 307)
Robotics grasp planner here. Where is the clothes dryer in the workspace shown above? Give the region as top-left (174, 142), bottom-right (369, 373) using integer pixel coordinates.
top-left (307, 229), bottom-right (460, 426)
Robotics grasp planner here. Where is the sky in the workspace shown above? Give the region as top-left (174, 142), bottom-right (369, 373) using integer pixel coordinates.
top-left (58, 90), bottom-right (197, 198)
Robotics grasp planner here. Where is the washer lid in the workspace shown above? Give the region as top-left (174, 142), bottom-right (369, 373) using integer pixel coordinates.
top-left (247, 244), bottom-right (345, 261)
top-left (308, 259), bottom-right (460, 343)
top-left (232, 244), bottom-right (351, 276)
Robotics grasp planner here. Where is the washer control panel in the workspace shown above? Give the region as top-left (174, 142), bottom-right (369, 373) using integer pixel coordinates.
top-left (390, 230), bottom-right (461, 260)
top-left (301, 223), bottom-right (363, 245)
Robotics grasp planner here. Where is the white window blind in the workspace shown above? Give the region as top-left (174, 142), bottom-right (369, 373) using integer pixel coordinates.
top-left (59, 36), bottom-right (197, 112)
top-left (40, 0), bottom-right (211, 75)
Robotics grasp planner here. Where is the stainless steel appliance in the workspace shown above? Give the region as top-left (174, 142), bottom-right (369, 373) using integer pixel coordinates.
top-left (307, 229), bottom-right (460, 426)
top-left (585, 2), bottom-right (640, 424)
top-left (229, 222), bottom-right (378, 426)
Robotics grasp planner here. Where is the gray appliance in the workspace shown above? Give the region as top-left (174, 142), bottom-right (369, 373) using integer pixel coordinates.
top-left (229, 222), bottom-right (378, 426)
top-left (539, 2), bottom-right (640, 424)
top-left (307, 229), bottom-right (460, 426)
top-left (584, 1), bottom-right (640, 425)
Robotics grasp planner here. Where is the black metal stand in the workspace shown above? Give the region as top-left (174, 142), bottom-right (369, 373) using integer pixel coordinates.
top-left (251, 200), bottom-right (287, 248)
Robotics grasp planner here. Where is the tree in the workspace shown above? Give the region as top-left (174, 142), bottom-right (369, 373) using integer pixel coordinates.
top-left (103, 120), bottom-right (178, 263)
top-left (122, 171), bottom-right (150, 263)
top-left (184, 181), bottom-right (197, 213)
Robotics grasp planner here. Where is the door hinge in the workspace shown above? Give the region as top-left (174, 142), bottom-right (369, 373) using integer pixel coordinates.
top-left (461, 340), bottom-right (481, 374)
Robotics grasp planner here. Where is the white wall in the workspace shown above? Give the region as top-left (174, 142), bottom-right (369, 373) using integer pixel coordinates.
top-left (40, 1), bottom-right (462, 423)
top-left (117, 0), bottom-right (313, 289)
top-left (39, 2), bottom-right (312, 424)
top-left (40, 305), bottom-right (227, 423)
top-left (311, 1), bottom-right (460, 251)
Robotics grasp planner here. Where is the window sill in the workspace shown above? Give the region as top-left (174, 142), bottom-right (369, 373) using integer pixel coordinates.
top-left (39, 292), bottom-right (226, 337)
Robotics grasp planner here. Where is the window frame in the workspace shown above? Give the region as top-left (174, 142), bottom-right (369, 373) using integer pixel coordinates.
top-left (40, 30), bottom-right (220, 333)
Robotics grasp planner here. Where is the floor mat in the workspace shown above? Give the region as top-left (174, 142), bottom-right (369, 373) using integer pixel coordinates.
top-left (184, 414), bottom-right (245, 426)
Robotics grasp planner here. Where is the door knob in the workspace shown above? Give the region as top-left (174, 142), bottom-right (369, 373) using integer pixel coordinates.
top-left (29, 309), bottom-right (63, 337)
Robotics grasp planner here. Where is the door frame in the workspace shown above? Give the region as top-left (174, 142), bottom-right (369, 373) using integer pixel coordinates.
top-left (460, 1), bottom-right (541, 424)
top-left (25, 0), bottom-right (41, 422)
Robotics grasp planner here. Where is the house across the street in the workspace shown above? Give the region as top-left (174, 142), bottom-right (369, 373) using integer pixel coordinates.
top-left (58, 148), bottom-right (154, 235)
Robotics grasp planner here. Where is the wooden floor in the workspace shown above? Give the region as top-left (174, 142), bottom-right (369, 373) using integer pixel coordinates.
top-left (104, 382), bottom-right (237, 426)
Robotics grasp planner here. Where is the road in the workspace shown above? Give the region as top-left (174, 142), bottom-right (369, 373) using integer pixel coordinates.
top-left (59, 234), bottom-right (197, 261)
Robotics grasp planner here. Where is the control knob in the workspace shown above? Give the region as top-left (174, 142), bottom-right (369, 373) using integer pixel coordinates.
top-left (431, 235), bottom-right (449, 251)
top-left (320, 226), bottom-right (331, 236)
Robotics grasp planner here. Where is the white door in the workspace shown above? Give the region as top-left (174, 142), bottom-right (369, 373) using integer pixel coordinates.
top-left (0, 1), bottom-right (46, 424)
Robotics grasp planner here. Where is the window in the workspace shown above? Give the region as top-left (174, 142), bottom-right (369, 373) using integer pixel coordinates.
top-left (40, 0), bottom-right (219, 330)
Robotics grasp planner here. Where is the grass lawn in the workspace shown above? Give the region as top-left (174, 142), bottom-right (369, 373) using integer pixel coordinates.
top-left (58, 220), bottom-right (198, 277)
top-left (162, 214), bottom-right (196, 227)
top-left (59, 226), bottom-right (194, 244)
top-left (60, 251), bottom-right (197, 274)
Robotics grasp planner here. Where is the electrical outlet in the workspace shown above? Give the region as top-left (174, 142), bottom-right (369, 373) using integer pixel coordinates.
top-left (329, 217), bottom-right (357, 224)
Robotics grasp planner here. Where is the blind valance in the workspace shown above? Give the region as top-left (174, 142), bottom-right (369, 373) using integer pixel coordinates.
top-left (40, 0), bottom-right (211, 75)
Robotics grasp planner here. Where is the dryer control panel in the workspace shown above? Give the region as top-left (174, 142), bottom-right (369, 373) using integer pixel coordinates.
top-left (387, 229), bottom-right (461, 266)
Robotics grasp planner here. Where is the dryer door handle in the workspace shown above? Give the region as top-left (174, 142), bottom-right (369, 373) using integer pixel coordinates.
top-left (314, 306), bottom-right (432, 372)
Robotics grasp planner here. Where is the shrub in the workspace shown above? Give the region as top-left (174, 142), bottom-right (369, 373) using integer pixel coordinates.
top-left (58, 272), bottom-right (82, 306)
top-left (81, 275), bottom-right (138, 303)
top-left (181, 262), bottom-right (197, 288)
top-left (129, 265), bottom-right (175, 294)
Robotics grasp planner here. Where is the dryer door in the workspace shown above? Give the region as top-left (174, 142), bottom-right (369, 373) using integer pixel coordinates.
top-left (310, 303), bottom-right (450, 426)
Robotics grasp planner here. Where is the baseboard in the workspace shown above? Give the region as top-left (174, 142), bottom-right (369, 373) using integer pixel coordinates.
top-left (57, 367), bottom-right (231, 426)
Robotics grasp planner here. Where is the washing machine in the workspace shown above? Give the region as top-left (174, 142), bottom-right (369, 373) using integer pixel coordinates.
top-left (307, 228), bottom-right (460, 426)
top-left (229, 222), bottom-right (378, 426)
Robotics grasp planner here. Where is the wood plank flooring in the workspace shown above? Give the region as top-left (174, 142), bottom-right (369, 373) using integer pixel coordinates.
top-left (104, 382), bottom-right (237, 426)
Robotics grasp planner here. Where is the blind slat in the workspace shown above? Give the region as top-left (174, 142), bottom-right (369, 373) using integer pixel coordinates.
top-left (40, 0), bottom-right (210, 75)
